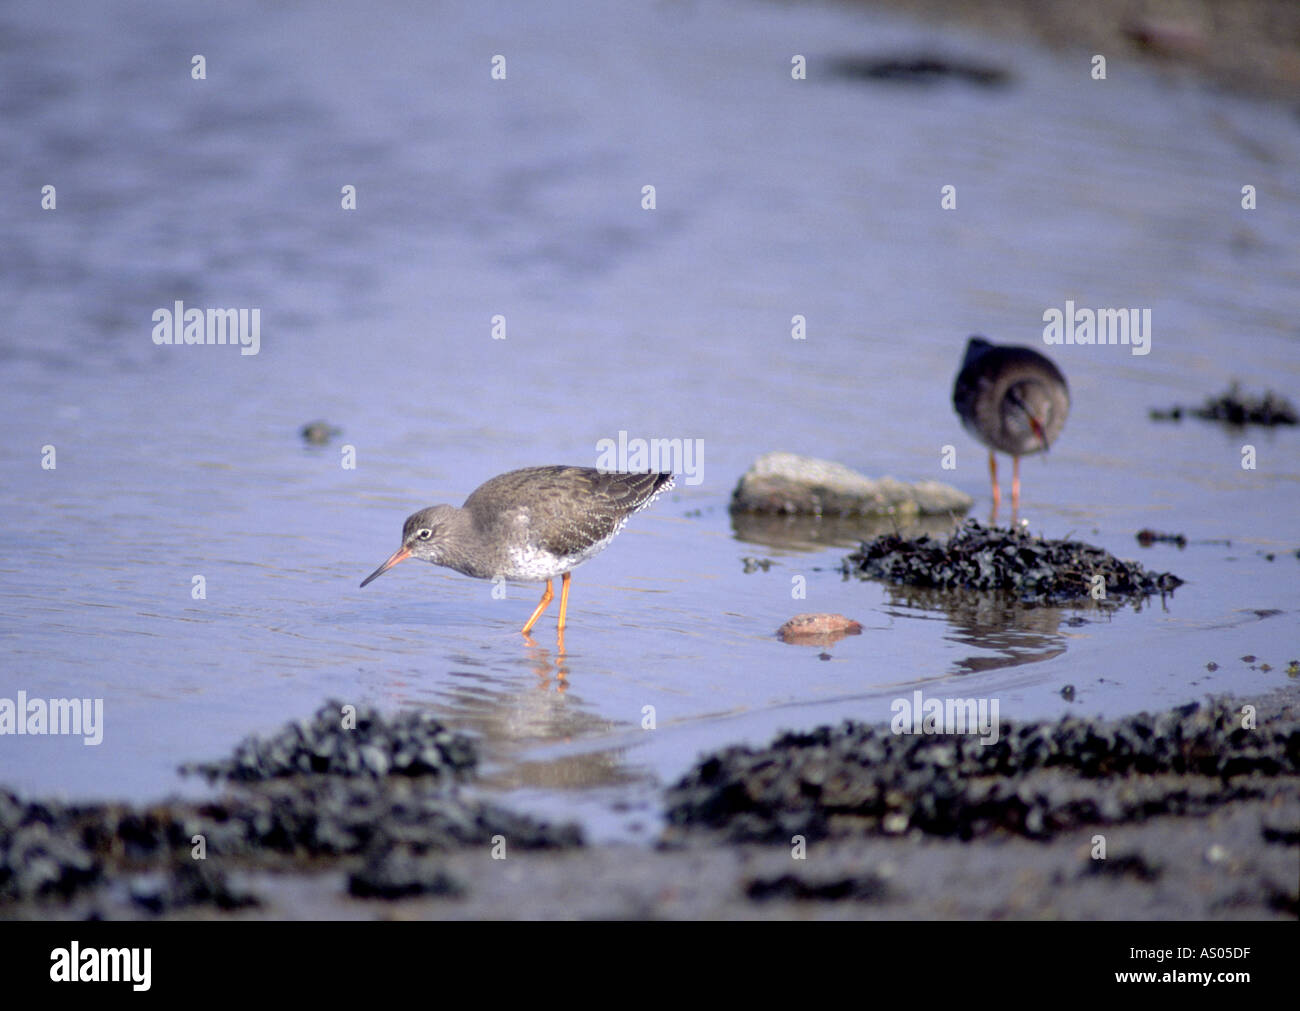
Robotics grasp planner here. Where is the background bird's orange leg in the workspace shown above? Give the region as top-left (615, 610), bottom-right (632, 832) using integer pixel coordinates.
top-left (988, 451), bottom-right (1001, 510)
top-left (557, 572), bottom-right (572, 631)
top-left (521, 579), bottom-right (554, 634)
top-left (1011, 455), bottom-right (1022, 510)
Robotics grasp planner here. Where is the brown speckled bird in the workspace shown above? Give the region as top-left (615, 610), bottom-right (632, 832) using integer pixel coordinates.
top-left (361, 466), bottom-right (674, 634)
top-left (952, 335), bottom-right (1069, 510)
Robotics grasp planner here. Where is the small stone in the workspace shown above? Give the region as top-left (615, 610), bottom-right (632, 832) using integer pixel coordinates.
top-left (348, 851), bottom-right (467, 900)
top-left (360, 746), bottom-right (390, 776)
top-left (882, 812), bottom-right (910, 834)
top-left (1123, 17), bottom-right (1208, 60)
top-left (300, 420), bottom-right (342, 445)
top-left (777, 613), bottom-right (864, 646)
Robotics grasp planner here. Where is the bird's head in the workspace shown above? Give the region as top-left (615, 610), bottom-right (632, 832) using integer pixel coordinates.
top-left (1006, 382), bottom-right (1058, 451)
top-left (360, 504), bottom-right (461, 587)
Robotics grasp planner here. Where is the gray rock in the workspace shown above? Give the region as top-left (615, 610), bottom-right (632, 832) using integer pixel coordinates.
top-left (731, 452), bottom-right (972, 517)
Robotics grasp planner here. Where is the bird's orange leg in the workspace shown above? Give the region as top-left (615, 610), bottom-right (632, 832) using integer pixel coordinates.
top-left (557, 572), bottom-right (571, 631)
top-left (988, 451), bottom-right (1001, 511)
top-left (1011, 455), bottom-right (1021, 511)
top-left (521, 579), bottom-right (554, 635)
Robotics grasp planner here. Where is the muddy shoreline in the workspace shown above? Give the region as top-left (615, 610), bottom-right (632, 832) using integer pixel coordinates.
top-left (3, 688), bottom-right (1295, 920)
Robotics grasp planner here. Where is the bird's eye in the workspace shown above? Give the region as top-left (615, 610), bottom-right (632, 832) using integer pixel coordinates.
top-left (417, 528), bottom-right (433, 540)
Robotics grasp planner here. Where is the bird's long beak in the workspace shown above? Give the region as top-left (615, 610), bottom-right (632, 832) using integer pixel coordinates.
top-left (1029, 415), bottom-right (1048, 452)
top-left (360, 546), bottom-right (411, 587)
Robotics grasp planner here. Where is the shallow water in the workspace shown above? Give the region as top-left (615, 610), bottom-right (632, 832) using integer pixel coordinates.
top-left (1, 0), bottom-right (1297, 844)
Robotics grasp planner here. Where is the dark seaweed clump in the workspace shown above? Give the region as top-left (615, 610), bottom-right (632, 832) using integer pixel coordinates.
top-left (127, 860), bottom-right (258, 914)
top-left (181, 701), bottom-right (477, 782)
top-left (827, 53), bottom-right (1011, 88)
top-left (348, 850), bottom-right (467, 900)
top-left (665, 698), bottom-right (1300, 844)
top-left (1150, 383), bottom-right (1297, 426)
top-left (1135, 529), bottom-right (1187, 549)
top-left (0, 778), bottom-right (579, 910)
top-left (1, 702), bottom-right (580, 912)
top-left (841, 520), bottom-right (1182, 604)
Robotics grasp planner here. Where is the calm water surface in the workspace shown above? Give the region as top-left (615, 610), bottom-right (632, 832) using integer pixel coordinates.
top-left (1, 0), bottom-right (1297, 842)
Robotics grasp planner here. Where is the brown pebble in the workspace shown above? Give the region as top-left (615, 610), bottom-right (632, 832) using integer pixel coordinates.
top-left (777, 613), bottom-right (864, 646)
top-left (1123, 18), bottom-right (1207, 60)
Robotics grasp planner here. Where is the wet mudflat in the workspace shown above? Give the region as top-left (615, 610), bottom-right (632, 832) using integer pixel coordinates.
top-left (2, 690), bottom-right (1294, 920)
